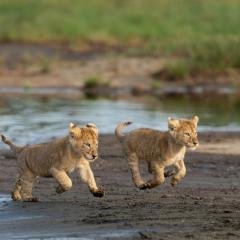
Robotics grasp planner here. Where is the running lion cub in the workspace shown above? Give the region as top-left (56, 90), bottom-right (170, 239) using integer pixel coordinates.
top-left (1, 123), bottom-right (104, 201)
top-left (115, 116), bottom-right (199, 189)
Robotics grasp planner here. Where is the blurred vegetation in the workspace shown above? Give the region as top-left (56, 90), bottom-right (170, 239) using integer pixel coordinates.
top-left (0, 0), bottom-right (239, 73)
top-left (83, 77), bottom-right (110, 89)
top-left (156, 40), bottom-right (240, 80)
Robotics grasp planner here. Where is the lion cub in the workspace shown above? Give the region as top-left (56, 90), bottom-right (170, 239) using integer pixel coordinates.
top-left (1, 123), bottom-right (104, 201)
top-left (115, 117), bottom-right (199, 189)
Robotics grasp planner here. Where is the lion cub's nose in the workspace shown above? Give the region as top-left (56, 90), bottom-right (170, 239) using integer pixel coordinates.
top-left (92, 154), bottom-right (97, 159)
top-left (193, 141), bottom-right (198, 146)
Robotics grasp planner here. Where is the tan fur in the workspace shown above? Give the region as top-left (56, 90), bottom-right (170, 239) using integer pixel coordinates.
top-left (1, 123), bottom-right (104, 201)
top-left (115, 116), bottom-right (199, 189)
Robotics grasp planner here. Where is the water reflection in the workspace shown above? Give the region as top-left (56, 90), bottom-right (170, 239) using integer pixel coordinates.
top-left (0, 95), bottom-right (240, 145)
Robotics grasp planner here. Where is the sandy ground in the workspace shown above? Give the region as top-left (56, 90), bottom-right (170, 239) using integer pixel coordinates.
top-left (0, 54), bottom-right (161, 89)
top-left (0, 132), bottom-right (239, 239)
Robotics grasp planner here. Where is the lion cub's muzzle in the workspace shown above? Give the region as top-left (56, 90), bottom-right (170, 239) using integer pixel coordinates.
top-left (193, 138), bottom-right (199, 147)
top-left (194, 142), bottom-right (199, 147)
top-left (85, 153), bottom-right (98, 162)
top-left (187, 139), bottom-right (199, 149)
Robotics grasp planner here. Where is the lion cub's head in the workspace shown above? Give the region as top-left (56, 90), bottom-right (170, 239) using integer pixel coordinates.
top-left (68, 123), bottom-right (98, 161)
top-left (168, 116), bottom-right (199, 149)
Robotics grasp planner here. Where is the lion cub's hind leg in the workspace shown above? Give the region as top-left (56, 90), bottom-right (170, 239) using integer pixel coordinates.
top-left (12, 179), bottom-right (22, 201)
top-left (18, 169), bottom-right (38, 202)
top-left (128, 153), bottom-right (145, 188)
top-left (147, 162), bottom-right (153, 174)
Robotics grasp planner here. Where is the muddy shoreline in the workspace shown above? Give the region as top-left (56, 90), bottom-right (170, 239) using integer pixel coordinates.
top-left (0, 132), bottom-right (240, 239)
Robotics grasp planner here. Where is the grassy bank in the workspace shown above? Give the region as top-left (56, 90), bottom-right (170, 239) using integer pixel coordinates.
top-left (0, 0), bottom-right (240, 73)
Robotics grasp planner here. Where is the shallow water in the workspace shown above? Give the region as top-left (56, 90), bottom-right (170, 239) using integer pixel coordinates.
top-left (0, 194), bottom-right (11, 210)
top-left (0, 95), bottom-right (240, 145)
top-left (15, 229), bottom-right (138, 240)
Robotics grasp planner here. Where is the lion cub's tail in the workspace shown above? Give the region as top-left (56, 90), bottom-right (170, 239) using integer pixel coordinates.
top-left (1, 134), bottom-right (23, 155)
top-left (115, 122), bottom-right (132, 141)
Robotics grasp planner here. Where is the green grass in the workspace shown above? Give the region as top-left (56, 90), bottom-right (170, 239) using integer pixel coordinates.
top-left (83, 77), bottom-right (110, 89)
top-left (160, 40), bottom-right (240, 79)
top-left (0, 0), bottom-right (239, 46)
top-left (0, 0), bottom-right (240, 72)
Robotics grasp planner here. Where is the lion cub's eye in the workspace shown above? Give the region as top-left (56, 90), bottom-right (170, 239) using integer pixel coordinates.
top-left (184, 132), bottom-right (191, 137)
top-left (84, 143), bottom-right (91, 148)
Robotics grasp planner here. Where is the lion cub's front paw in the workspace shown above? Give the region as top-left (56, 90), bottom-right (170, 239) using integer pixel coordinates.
top-left (11, 192), bottom-right (21, 201)
top-left (90, 187), bottom-right (105, 198)
top-left (139, 182), bottom-right (152, 190)
top-left (56, 185), bottom-right (66, 194)
top-left (171, 177), bottom-right (179, 187)
top-left (164, 170), bottom-right (175, 178)
top-left (23, 197), bottom-right (39, 202)
top-left (56, 186), bottom-right (63, 194)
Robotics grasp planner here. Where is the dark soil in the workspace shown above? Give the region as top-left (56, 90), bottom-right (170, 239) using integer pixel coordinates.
top-left (0, 132), bottom-right (240, 239)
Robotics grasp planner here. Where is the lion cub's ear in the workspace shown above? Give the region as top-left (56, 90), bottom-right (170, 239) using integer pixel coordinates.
top-left (168, 117), bottom-right (179, 131)
top-left (86, 123), bottom-right (98, 135)
top-left (69, 123), bottom-right (80, 137)
top-left (192, 116), bottom-right (199, 127)
top-left (69, 122), bottom-right (76, 129)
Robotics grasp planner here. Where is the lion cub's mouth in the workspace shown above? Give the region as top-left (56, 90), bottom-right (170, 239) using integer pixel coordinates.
top-left (185, 142), bottom-right (198, 149)
top-left (187, 144), bottom-right (199, 150)
top-left (84, 154), bottom-right (97, 162)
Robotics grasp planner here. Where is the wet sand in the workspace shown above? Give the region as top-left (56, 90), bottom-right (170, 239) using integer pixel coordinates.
top-left (0, 132), bottom-right (240, 239)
